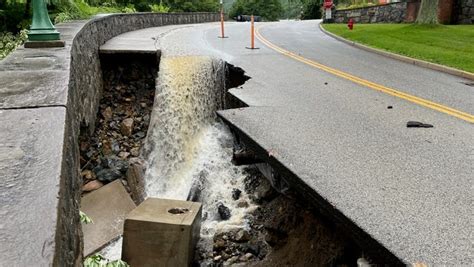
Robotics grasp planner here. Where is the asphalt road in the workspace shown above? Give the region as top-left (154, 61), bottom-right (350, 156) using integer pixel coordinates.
top-left (103, 19), bottom-right (474, 265)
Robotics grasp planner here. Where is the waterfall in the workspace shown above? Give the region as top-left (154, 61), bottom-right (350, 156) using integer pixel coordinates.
top-left (143, 56), bottom-right (225, 199)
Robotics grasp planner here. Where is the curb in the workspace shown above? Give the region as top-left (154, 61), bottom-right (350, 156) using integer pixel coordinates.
top-left (319, 23), bottom-right (474, 81)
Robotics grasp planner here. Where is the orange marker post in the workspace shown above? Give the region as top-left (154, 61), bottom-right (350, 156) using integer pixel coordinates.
top-left (220, 11), bottom-right (225, 37)
top-left (251, 15), bottom-right (255, 48)
top-left (246, 15), bottom-right (259, 50)
top-left (218, 2), bottom-right (228, 38)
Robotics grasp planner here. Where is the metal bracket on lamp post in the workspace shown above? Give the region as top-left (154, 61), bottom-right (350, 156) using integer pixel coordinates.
top-left (25, 0), bottom-right (65, 48)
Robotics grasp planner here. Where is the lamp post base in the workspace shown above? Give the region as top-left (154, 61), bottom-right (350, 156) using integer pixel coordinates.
top-left (25, 40), bottom-right (65, 48)
top-left (27, 29), bottom-right (61, 41)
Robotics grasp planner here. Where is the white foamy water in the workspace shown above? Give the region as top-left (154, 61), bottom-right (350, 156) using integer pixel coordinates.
top-left (143, 56), bottom-right (225, 198)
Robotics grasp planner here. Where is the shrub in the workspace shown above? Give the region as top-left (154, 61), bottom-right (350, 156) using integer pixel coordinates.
top-left (0, 29), bottom-right (28, 60)
top-left (149, 4), bottom-right (170, 13)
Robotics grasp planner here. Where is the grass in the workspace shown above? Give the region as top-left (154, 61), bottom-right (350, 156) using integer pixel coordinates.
top-left (322, 23), bottom-right (474, 73)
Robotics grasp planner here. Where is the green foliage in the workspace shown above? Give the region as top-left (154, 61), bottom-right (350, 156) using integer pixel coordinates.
top-left (300, 0), bottom-right (322, 20)
top-left (280, 0), bottom-right (304, 19)
top-left (229, 0), bottom-right (284, 21)
top-left (0, 1), bottom-right (29, 33)
top-left (322, 24), bottom-right (474, 73)
top-left (0, 29), bottom-right (28, 60)
top-left (80, 211), bottom-right (93, 224)
top-left (150, 4), bottom-right (170, 13)
top-left (121, 4), bottom-right (137, 13)
top-left (84, 254), bottom-right (129, 267)
top-left (161, 0), bottom-right (219, 12)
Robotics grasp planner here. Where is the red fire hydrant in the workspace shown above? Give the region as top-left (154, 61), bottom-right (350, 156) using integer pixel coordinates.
top-left (348, 18), bottom-right (354, 30)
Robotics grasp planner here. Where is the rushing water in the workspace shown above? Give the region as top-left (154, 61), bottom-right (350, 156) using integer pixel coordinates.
top-left (101, 56), bottom-right (254, 260)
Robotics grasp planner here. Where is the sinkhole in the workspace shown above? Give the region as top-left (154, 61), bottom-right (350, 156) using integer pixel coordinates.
top-left (78, 52), bottom-right (377, 266)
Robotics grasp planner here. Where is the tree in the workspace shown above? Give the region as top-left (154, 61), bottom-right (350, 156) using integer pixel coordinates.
top-left (300, 0), bottom-right (322, 20)
top-left (229, 0), bottom-right (283, 21)
top-left (162, 0), bottom-right (219, 12)
top-left (416, 0), bottom-right (439, 24)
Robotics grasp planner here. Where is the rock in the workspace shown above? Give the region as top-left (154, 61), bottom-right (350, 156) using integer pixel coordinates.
top-left (234, 229), bottom-right (250, 242)
top-left (126, 158), bottom-right (146, 204)
top-left (121, 118), bottom-right (134, 136)
top-left (111, 140), bottom-right (121, 154)
top-left (101, 139), bottom-right (113, 155)
top-left (221, 252), bottom-right (231, 260)
top-left (81, 170), bottom-right (95, 180)
top-left (237, 200), bottom-right (249, 208)
top-left (214, 239), bottom-right (226, 250)
top-left (239, 253), bottom-right (253, 262)
top-left (102, 156), bottom-right (129, 173)
top-left (130, 147), bottom-right (140, 157)
top-left (102, 107), bottom-right (113, 121)
top-left (96, 168), bottom-right (122, 182)
top-left (254, 177), bottom-right (276, 202)
top-left (225, 256), bottom-right (239, 265)
top-left (213, 255), bottom-right (222, 261)
top-left (218, 203), bottom-right (231, 220)
top-left (232, 188), bottom-right (242, 200)
top-left (82, 180), bottom-right (104, 192)
top-left (134, 131), bottom-right (146, 139)
top-left (118, 152), bottom-right (130, 159)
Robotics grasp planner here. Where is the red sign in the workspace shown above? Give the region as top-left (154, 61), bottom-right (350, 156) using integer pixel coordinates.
top-left (323, 0), bottom-right (333, 9)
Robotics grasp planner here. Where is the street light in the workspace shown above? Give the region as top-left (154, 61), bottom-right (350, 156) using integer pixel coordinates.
top-left (25, 0), bottom-right (65, 48)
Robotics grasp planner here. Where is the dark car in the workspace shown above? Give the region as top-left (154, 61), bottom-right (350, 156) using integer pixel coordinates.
top-left (234, 15), bottom-right (262, 22)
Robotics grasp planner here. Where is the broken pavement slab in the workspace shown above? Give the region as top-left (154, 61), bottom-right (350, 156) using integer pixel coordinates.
top-left (81, 180), bottom-right (136, 256)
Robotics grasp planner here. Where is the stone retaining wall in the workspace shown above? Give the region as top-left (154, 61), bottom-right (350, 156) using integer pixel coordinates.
top-left (333, 2), bottom-right (407, 23)
top-left (457, 0), bottom-right (474, 23)
top-left (0, 12), bottom-right (219, 266)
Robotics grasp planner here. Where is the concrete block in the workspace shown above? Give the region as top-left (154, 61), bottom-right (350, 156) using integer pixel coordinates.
top-left (122, 198), bottom-right (202, 267)
top-left (81, 180), bottom-right (136, 256)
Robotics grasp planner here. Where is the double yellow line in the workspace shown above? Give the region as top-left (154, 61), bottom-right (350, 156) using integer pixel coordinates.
top-left (255, 26), bottom-right (474, 124)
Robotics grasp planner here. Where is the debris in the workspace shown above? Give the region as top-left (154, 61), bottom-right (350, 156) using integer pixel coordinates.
top-left (387, 106), bottom-right (393, 109)
top-left (121, 118), bottom-right (134, 136)
top-left (407, 121), bottom-right (433, 128)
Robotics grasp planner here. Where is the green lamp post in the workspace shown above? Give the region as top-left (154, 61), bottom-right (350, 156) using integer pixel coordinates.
top-left (25, 0), bottom-right (65, 47)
